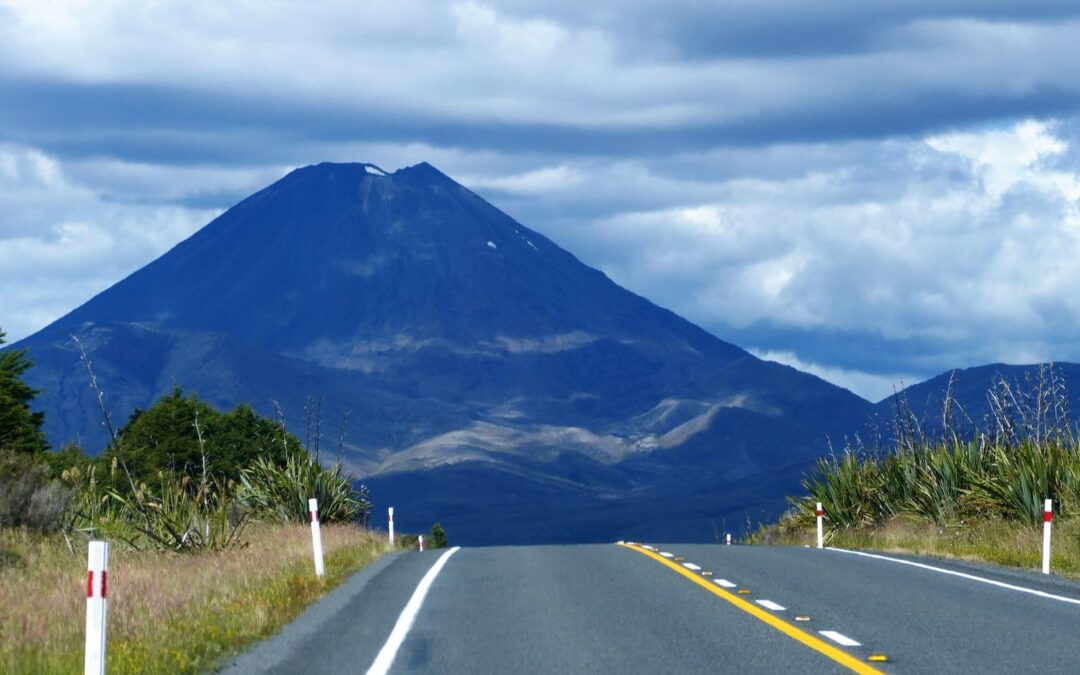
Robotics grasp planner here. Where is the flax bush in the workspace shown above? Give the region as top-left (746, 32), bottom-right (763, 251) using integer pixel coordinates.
top-left (63, 460), bottom-right (248, 552)
top-left (791, 365), bottom-right (1080, 539)
top-left (238, 451), bottom-right (371, 525)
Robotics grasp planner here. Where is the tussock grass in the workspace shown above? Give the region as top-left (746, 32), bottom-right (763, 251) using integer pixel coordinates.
top-left (0, 523), bottom-right (388, 674)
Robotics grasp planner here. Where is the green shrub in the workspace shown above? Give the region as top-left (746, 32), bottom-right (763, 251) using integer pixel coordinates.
top-left (0, 452), bottom-right (69, 532)
top-left (430, 522), bottom-right (448, 548)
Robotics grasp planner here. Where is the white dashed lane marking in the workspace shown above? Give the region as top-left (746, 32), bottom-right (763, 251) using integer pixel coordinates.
top-left (682, 562), bottom-right (702, 571)
top-left (755, 600), bottom-right (786, 611)
top-left (714, 579), bottom-right (736, 588)
top-left (819, 631), bottom-right (861, 647)
top-left (660, 552), bottom-right (674, 558)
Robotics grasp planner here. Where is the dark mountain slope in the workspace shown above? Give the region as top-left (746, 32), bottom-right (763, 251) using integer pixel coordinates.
top-left (12, 161), bottom-right (873, 543)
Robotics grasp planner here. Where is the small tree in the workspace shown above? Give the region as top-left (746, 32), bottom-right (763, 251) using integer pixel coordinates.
top-left (0, 328), bottom-right (48, 455)
top-left (0, 328), bottom-right (65, 531)
top-left (430, 522), bottom-right (448, 548)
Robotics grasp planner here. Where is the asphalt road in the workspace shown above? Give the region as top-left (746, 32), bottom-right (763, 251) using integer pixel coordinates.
top-left (222, 542), bottom-right (1080, 674)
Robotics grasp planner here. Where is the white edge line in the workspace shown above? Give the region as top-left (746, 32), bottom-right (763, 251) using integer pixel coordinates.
top-left (828, 546), bottom-right (1080, 606)
top-left (714, 579), bottom-right (737, 588)
top-left (366, 546), bottom-right (461, 675)
top-left (755, 599), bottom-right (786, 611)
top-left (819, 630), bottom-right (860, 647)
top-left (682, 562), bottom-right (702, 571)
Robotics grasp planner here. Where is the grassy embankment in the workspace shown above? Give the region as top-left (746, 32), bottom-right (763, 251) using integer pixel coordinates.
top-left (0, 523), bottom-right (389, 674)
top-left (754, 512), bottom-right (1080, 580)
top-left (754, 367), bottom-right (1080, 579)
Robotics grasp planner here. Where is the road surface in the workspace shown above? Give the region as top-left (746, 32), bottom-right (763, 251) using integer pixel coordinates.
top-left (222, 542), bottom-right (1080, 673)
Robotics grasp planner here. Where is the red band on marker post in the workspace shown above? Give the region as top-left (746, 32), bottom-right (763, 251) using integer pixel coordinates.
top-left (310, 509), bottom-right (319, 523)
top-left (1043, 498), bottom-right (1053, 575)
top-left (86, 569), bottom-right (108, 598)
top-left (815, 501), bottom-right (824, 549)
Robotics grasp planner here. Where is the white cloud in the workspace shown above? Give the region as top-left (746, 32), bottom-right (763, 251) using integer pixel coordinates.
top-left (464, 164), bottom-right (585, 195)
top-left (749, 349), bottom-right (915, 402)
top-left (927, 120), bottom-right (1080, 202)
top-left (0, 144), bottom-right (219, 341)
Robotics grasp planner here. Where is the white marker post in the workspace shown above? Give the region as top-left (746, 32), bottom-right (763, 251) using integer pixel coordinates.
top-left (725, 533), bottom-right (732, 546)
top-left (419, 535), bottom-right (424, 552)
top-left (84, 540), bottom-right (109, 675)
top-left (1043, 498), bottom-right (1053, 575)
top-left (816, 502), bottom-right (824, 549)
top-left (388, 507), bottom-right (395, 546)
top-left (309, 498), bottom-right (325, 577)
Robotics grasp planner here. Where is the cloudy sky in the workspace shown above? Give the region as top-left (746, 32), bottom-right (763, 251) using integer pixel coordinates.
top-left (2, 0), bottom-right (1080, 401)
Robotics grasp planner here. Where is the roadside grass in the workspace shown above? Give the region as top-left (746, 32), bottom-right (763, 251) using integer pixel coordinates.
top-left (752, 513), bottom-right (1080, 580)
top-left (0, 523), bottom-right (389, 674)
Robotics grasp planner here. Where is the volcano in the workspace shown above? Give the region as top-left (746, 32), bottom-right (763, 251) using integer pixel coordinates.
top-left (13, 162), bottom-right (873, 543)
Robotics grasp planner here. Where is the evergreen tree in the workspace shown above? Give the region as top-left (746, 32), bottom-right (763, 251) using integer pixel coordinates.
top-left (0, 328), bottom-right (47, 455)
top-left (105, 387), bottom-right (297, 487)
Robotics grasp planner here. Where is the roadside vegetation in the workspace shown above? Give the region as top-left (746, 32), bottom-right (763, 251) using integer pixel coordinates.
top-left (1, 524), bottom-right (388, 673)
top-left (757, 364), bottom-right (1080, 578)
top-left (0, 328), bottom-right (386, 673)
top-left (398, 521), bottom-right (450, 550)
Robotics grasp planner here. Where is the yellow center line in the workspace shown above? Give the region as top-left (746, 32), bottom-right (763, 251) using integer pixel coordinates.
top-left (617, 543), bottom-right (883, 675)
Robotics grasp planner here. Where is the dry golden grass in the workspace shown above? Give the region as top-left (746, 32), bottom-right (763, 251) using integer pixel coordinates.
top-left (755, 515), bottom-right (1080, 580)
top-left (0, 523), bottom-right (388, 673)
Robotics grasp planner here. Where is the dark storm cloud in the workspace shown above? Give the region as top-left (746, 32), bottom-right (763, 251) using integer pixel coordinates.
top-left (505, 0), bottom-right (1080, 60)
top-left (3, 77), bottom-right (1079, 171)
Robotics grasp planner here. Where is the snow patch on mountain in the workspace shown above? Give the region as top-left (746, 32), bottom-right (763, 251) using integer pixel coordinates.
top-left (301, 331), bottom-right (600, 371)
top-left (488, 331), bottom-right (597, 354)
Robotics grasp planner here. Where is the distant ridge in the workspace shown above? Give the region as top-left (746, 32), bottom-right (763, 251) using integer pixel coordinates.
top-left (874, 362), bottom-right (1080, 436)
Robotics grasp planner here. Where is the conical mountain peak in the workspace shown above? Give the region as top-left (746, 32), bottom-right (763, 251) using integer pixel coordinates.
top-left (35, 161), bottom-right (739, 360)
top-left (14, 161), bottom-right (873, 544)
